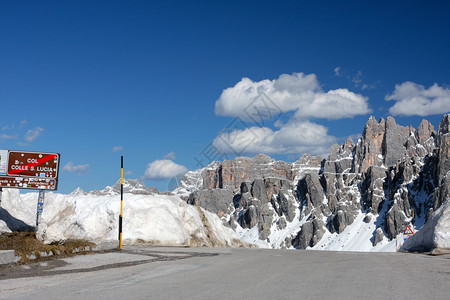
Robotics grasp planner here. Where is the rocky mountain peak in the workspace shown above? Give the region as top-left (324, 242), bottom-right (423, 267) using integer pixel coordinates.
top-left (415, 119), bottom-right (436, 153)
top-left (355, 117), bottom-right (386, 173)
top-left (328, 137), bottom-right (355, 162)
top-left (184, 114), bottom-right (449, 252)
top-left (88, 179), bottom-right (160, 195)
top-left (361, 117), bottom-right (383, 142)
top-left (345, 136), bottom-right (355, 147)
top-left (353, 115), bottom-right (436, 173)
top-left (70, 187), bottom-right (87, 196)
top-left (439, 114), bottom-right (449, 134)
top-left (437, 115), bottom-right (450, 146)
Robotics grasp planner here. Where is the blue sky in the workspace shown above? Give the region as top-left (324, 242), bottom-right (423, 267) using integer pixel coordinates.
top-left (1, 0), bottom-right (449, 194)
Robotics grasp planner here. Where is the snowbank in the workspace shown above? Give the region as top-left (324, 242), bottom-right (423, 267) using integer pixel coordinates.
top-left (2, 187), bottom-right (446, 253)
top-left (0, 189), bottom-right (241, 247)
top-left (401, 199), bottom-right (450, 253)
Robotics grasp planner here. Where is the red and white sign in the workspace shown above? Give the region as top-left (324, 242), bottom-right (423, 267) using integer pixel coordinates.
top-left (7, 151), bottom-right (60, 179)
top-left (404, 225), bottom-right (414, 235)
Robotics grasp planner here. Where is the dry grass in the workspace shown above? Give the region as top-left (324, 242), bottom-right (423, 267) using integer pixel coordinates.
top-left (0, 232), bottom-right (96, 262)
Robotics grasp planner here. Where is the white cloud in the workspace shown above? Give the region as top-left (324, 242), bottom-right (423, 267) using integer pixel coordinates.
top-left (125, 170), bottom-right (133, 175)
top-left (163, 151), bottom-right (176, 160)
top-left (0, 134), bottom-right (17, 140)
top-left (143, 160), bottom-right (188, 180)
top-left (62, 162), bottom-right (90, 175)
top-left (112, 146), bottom-right (123, 152)
top-left (334, 67), bottom-right (341, 77)
top-left (294, 89), bottom-right (370, 120)
top-left (212, 72), bottom-right (372, 157)
top-left (2, 124), bottom-right (13, 131)
top-left (25, 127), bottom-right (44, 143)
top-left (361, 82), bottom-right (378, 90)
top-left (214, 72), bottom-right (371, 121)
top-left (386, 82), bottom-right (450, 116)
top-left (213, 120), bottom-right (335, 156)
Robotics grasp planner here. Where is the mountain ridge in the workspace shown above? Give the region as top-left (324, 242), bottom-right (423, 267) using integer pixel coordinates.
top-left (71, 179), bottom-right (161, 196)
top-left (179, 114), bottom-right (450, 252)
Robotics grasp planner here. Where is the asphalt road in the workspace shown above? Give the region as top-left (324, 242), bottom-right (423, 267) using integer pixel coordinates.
top-left (0, 246), bottom-right (449, 299)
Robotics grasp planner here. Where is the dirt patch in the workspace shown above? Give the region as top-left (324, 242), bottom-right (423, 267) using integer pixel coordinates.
top-left (0, 232), bottom-right (96, 262)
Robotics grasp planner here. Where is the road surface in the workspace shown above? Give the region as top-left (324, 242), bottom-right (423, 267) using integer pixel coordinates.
top-left (0, 246), bottom-right (449, 299)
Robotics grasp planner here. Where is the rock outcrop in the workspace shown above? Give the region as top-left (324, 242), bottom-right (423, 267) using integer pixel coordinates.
top-left (361, 166), bottom-right (387, 214)
top-left (202, 154), bottom-right (321, 190)
top-left (187, 189), bottom-right (234, 216)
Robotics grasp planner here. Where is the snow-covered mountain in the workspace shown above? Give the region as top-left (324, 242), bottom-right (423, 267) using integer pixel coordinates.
top-left (84, 179), bottom-right (160, 196)
top-left (172, 165), bottom-right (208, 197)
top-left (182, 115), bottom-right (450, 253)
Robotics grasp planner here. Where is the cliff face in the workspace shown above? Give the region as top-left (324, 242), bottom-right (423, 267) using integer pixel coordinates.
top-left (183, 114), bottom-right (449, 251)
top-left (202, 154), bottom-right (321, 190)
top-left (352, 116), bottom-right (435, 173)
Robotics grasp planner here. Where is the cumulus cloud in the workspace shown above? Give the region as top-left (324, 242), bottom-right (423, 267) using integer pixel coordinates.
top-left (294, 89), bottom-right (370, 120)
top-left (144, 160), bottom-right (188, 180)
top-left (386, 82), bottom-right (450, 116)
top-left (212, 72), bottom-right (372, 156)
top-left (214, 72), bottom-right (371, 121)
top-left (112, 146), bottom-right (123, 152)
top-left (213, 120), bottom-right (335, 156)
top-left (163, 151), bottom-right (176, 160)
top-left (62, 162), bottom-right (90, 175)
top-left (25, 127), bottom-right (44, 143)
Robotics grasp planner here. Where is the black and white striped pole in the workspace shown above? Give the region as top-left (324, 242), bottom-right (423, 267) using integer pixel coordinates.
top-left (119, 156), bottom-right (124, 250)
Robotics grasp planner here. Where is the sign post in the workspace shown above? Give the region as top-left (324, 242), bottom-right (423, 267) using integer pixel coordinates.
top-left (0, 150), bottom-right (60, 233)
top-left (36, 190), bottom-right (45, 230)
top-left (0, 151), bottom-right (60, 190)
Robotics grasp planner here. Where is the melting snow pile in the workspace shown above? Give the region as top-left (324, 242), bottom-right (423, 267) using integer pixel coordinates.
top-left (0, 188), bottom-right (241, 247)
top-left (402, 199), bottom-right (450, 253)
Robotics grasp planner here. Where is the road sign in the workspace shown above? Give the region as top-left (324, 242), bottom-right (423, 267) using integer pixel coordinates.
top-left (7, 151), bottom-right (60, 179)
top-left (0, 150), bottom-right (8, 175)
top-left (404, 225), bottom-right (414, 235)
top-left (0, 175), bottom-right (57, 190)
